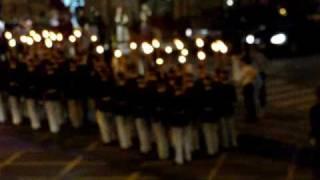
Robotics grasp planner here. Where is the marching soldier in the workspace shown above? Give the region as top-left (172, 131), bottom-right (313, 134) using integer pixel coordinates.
top-left (7, 56), bottom-right (23, 126)
top-left (151, 74), bottom-right (170, 160)
top-left (94, 57), bottom-right (115, 144)
top-left (113, 73), bottom-right (132, 149)
top-left (24, 53), bottom-right (42, 130)
top-left (216, 70), bottom-right (238, 149)
top-left (41, 58), bottom-right (64, 134)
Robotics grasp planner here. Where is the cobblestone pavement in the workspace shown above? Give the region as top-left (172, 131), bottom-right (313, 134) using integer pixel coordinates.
top-left (0, 56), bottom-right (319, 179)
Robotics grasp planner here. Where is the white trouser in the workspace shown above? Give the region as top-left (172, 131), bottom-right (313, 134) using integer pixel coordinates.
top-left (26, 99), bottom-right (41, 130)
top-left (68, 100), bottom-right (83, 128)
top-left (45, 101), bottom-right (62, 134)
top-left (135, 118), bottom-right (151, 154)
top-left (9, 96), bottom-right (22, 125)
top-left (115, 115), bottom-right (132, 149)
top-left (96, 110), bottom-right (113, 144)
top-left (171, 126), bottom-right (193, 165)
top-left (202, 123), bottom-right (219, 155)
top-left (220, 117), bottom-right (238, 148)
top-left (0, 93), bottom-right (6, 123)
top-left (152, 122), bottom-right (169, 160)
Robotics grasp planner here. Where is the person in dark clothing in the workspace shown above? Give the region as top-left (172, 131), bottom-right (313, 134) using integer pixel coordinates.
top-left (95, 64), bottom-right (115, 144)
top-left (310, 86), bottom-right (320, 179)
top-left (41, 60), bottom-right (64, 134)
top-left (216, 70), bottom-right (238, 149)
top-left (7, 60), bottom-right (24, 126)
top-left (113, 73), bottom-right (132, 149)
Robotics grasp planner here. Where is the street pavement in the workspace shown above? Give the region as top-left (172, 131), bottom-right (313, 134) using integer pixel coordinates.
top-left (0, 56), bottom-right (319, 179)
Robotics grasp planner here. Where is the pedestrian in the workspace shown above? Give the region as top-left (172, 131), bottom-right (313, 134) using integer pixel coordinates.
top-left (239, 56), bottom-right (258, 122)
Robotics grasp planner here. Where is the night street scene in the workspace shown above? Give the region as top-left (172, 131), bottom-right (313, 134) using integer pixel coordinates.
top-left (1, 0), bottom-right (320, 179)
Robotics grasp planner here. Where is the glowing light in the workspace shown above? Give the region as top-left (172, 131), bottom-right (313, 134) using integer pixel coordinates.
top-left (130, 42), bottom-right (138, 50)
top-left (195, 38), bottom-right (205, 48)
top-left (152, 39), bottom-right (161, 49)
top-left (45, 39), bottom-right (53, 48)
top-left (181, 49), bottom-right (189, 56)
top-left (174, 39), bottom-right (184, 50)
top-left (178, 55), bottom-right (187, 64)
top-left (50, 32), bottom-right (57, 41)
top-left (246, 34), bottom-right (255, 45)
top-left (42, 30), bottom-right (49, 38)
top-left (185, 28), bottom-right (192, 37)
top-left (211, 42), bottom-right (219, 52)
top-left (156, 58), bottom-right (164, 66)
top-left (197, 51), bottom-right (206, 61)
top-left (4, 31), bottom-right (12, 40)
top-left (270, 33), bottom-right (287, 45)
top-left (57, 33), bottom-right (63, 42)
top-left (20, 35), bottom-right (28, 43)
top-left (165, 46), bottom-right (173, 54)
top-left (68, 35), bottom-right (76, 43)
top-left (8, 39), bottom-right (16, 48)
top-left (29, 30), bottom-right (36, 37)
top-left (33, 34), bottom-right (42, 42)
top-left (96, 45), bottom-right (104, 54)
top-left (141, 42), bottom-right (154, 55)
top-left (90, 35), bottom-right (98, 43)
top-left (114, 49), bottom-right (123, 58)
top-left (26, 37), bottom-right (34, 46)
top-left (226, 0), bottom-right (234, 7)
top-left (73, 29), bottom-right (82, 38)
top-left (220, 44), bottom-right (228, 54)
top-left (279, 8), bottom-right (287, 16)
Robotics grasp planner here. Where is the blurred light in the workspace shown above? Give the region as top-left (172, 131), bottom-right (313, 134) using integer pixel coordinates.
top-left (73, 29), bottom-right (82, 38)
top-left (165, 46), bottom-right (173, 54)
top-left (279, 8), bottom-right (287, 16)
top-left (96, 45), bottom-right (104, 54)
top-left (174, 39), bottom-right (184, 50)
top-left (57, 33), bottom-right (63, 42)
top-left (141, 42), bottom-right (154, 55)
top-left (8, 39), bottom-right (16, 48)
top-left (114, 49), bottom-right (122, 58)
top-left (0, 21), bottom-right (5, 32)
top-left (270, 33), bottom-right (287, 45)
top-left (130, 42), bottom-right (138, 50)
top-left (45, 39), bottom-right (53, 48)
top-left (246, 34), bottom-right (255, 44)
top-left (68, 35), bottom-right (76, 43)
top-left (26, 37), bottom-right (34, 46)
top-left (185, 28), bottom-right (192, 37)
top-left (29, 30), bottom-right (36, 37)
top-left (226, 0), bottom-right (234, 7)
top-left (220, 44), bottom-right (228, 54)
top-left (20, 35), bottom-right (28, 43)
top-left (33, 34), bottom-right (42, 42)
top-left (4, 31), bottom-right (12, 40)
top-left (195, 38), bottom-right (205, 48)
top-left (199, 29), bottom-right (209, 36)
top-left (50, 32), bottom-right (57, 41)
top-left (211, 42), bottom-right (220, 52)
top-left (178, 55), bottom-right (187, 64)
top-left (42, 30), bottom-right (49, 38)
top-left (90, 35), bottom-right (98, 43)
top-left (152, 39), bottom-right (161, 48)
top-left (156, 58), bottom-right (164, 66)
top-left (181, 48), bottom-right (189, 56)
top-left (197, 51), bottom-right (206, 61)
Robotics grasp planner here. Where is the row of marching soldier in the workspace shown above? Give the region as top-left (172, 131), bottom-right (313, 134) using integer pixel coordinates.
top-left (0, 44), bottom-right (239, 165)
